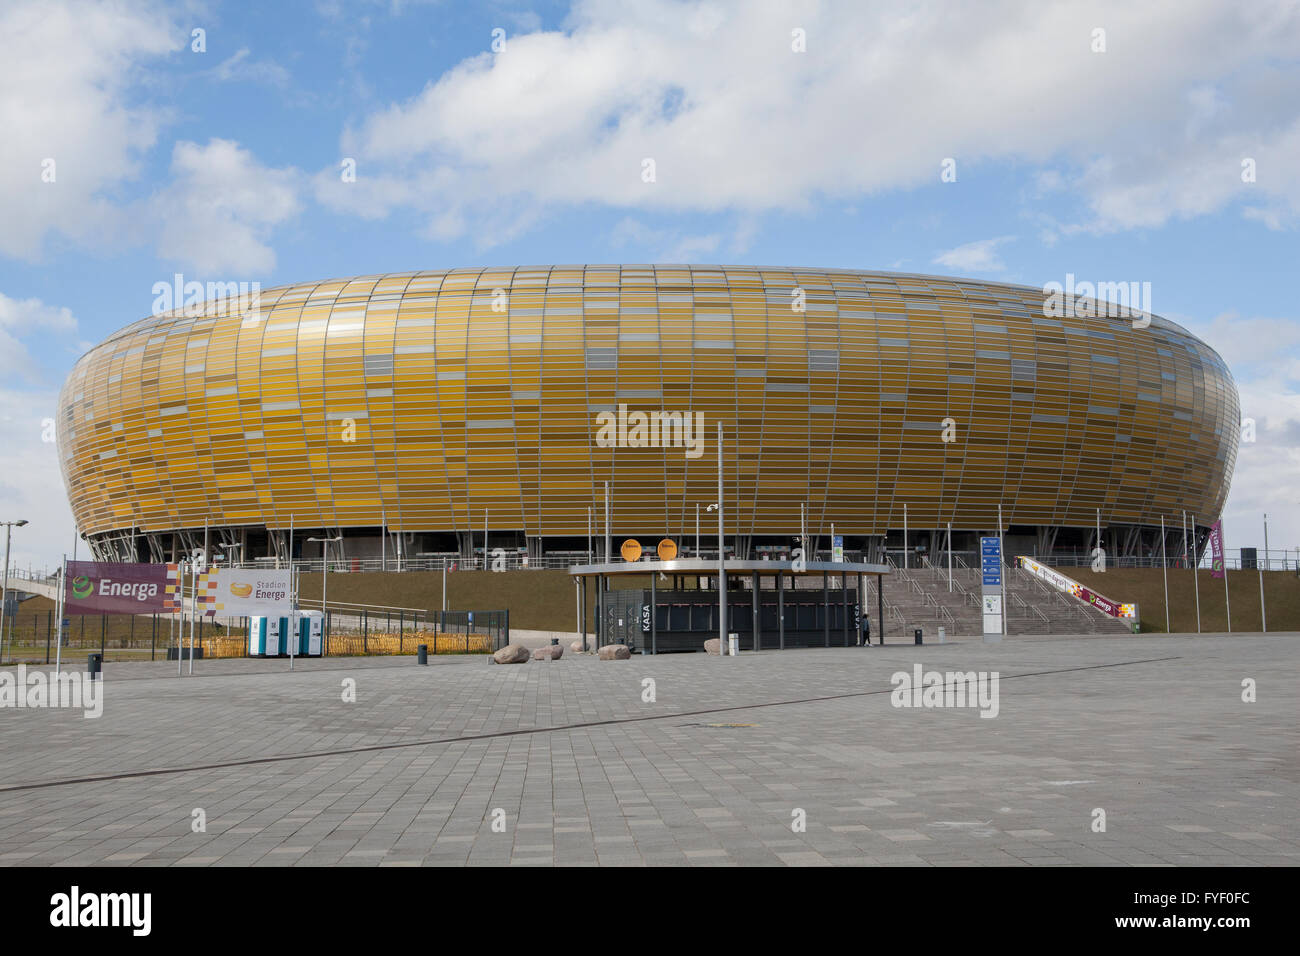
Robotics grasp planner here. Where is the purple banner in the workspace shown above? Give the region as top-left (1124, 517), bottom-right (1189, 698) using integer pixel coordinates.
top-left (64, 561), bottom-right (179, 614)
top-left (1209, 520), bottom-right (1225, 579)
top-left (1074, 586), bottom-right (1120, 617)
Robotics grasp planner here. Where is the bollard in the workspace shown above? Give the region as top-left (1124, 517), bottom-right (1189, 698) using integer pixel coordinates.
top-left (417, 643), bottom-right (428, 665)
top-left (914, 627), bottom-right (923, 646)
top-left (87, 652), bottom-right (102, 681)
top-left (937, 626), bottom-right (946, 644)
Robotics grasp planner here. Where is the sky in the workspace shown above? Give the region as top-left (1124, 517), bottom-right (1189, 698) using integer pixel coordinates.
top-left (1, 0), bottom-right (1298, 571)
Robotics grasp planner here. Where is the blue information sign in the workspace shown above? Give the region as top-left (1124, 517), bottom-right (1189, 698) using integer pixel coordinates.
top-left (980, 536), bottom-right (1002, 586)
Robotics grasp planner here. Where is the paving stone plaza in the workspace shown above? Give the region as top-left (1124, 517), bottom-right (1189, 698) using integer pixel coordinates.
top-left (0, 633), bottom-right (1296, 867)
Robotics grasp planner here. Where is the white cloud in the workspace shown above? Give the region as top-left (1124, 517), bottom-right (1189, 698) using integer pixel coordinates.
top-left (1167, 309), bottom-right (1300, 553)
top-left (609, 217), bottom-right (721, 262)
top-left (0, 293), bottom-right (78, 382)
top-left (0, 292), bottom-right (79, 566)
top-left (933, 237), bottom-right (1015, 273)
top-left (314, 0), bottom-right (1300, 243)
top-left (211, 48), bottom-right (291, 88)
top-left (151, 139), bottom-right (303, 274)
top-left (0, 3), bottom-right (300, 274)
top-left (0, 0), bottom-right (179, 260)
top-left (0, 386), bottom-right (75, 571)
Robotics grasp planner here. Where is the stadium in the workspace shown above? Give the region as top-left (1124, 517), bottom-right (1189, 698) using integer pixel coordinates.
top-left (56, 266), bottom-right (1239, 568)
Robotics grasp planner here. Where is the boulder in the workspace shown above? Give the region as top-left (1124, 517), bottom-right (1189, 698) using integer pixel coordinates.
top-left (569, 640), bottom-right (586, 653)
top-left (703, 638), bottom-right (721, 655)
top-left (493, 643), bottom-right (531, 664)
top-left (598, 644), bottom-right (631, 660)
top-left (532, 644), bottom-right (564, 660)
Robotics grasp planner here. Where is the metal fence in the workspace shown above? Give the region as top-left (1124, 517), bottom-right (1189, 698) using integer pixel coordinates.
top-left (0, 610), bottom-right (235, 664)
top-left (316, 608), bottom-right (509, 655)
top-left (0, 607), bottom-right (509, 664)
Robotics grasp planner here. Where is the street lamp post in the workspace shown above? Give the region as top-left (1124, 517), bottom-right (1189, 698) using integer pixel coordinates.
top-left (0, 519), bottom-right (30, 664)
top-left (307, 535), bottom-right (342, 667)
top-left (715, 422), bottom-right (726, 656)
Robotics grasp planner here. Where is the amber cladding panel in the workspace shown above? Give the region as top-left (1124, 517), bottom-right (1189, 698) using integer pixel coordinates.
top-left (58, 267), bottom-right (1239, 539)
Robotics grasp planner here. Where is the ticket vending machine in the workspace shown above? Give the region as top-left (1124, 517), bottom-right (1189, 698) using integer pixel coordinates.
top-left (297, 611), bottom-right (324, 656)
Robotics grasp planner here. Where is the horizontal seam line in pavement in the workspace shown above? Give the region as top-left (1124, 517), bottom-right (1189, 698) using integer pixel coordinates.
top-left (0, 656), bottom-right (1179, 794)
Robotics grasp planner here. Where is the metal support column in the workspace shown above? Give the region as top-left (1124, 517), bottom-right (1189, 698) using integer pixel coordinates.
top-left (842, 571), bottom-right (850, 646)
top-left (580, 576), bottom-right (588, 652)
top-left (777, 571), bottom-right (785, 650)
top-left (877, 573), bottom-right (885, 645)
top-left (650, 571), bottom-right (657, 655)
top-left (857, 572), bottom-right (864, 645)
top-left (823, 570), bottom-right (830, 647)
top-left (751, 571), bottom-right (760, 652)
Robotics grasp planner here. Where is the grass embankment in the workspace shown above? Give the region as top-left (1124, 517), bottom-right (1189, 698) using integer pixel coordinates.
top-left (1064, 567), bottom-right (1300, 634)
top-left (295, 568), bottom-right (662, 632)
top-left (303, 566), bottom-right (1300, 636)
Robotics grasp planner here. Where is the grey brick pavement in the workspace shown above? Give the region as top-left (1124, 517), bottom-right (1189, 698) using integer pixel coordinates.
top-left (0, 633), bottom-right (1296, 866)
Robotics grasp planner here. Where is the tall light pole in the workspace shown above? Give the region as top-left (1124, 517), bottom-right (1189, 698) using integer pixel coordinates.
top-left (0, 519), bottom-right (29, 664)
top-left (307, 535), bottom-right (342, 661)
top-left (716, 422), bottom-right (726, 656)
top-left (695, 502), bottom-right (700, 558)
top-left (947, 521), bottom-right (953, 593)
top-left (800, 502), bottom-right (806, 563)
top-left (1160, 514), bottom-right (1170, 633)
top-left (1263, 512), bottom-right (1270, 570)
top-left (903, 502), bottom-right (909, 570)
top-left (177, 557), bottom-right (187, 677)
top-left (54, 555), bottom-right (66, 675)
top-left (1259, 513), bottom-right (1268, 633)
top-left (1190, 511), bottom-right (1201, 633)
top-left (998, 502), bottom-right (1006, 636)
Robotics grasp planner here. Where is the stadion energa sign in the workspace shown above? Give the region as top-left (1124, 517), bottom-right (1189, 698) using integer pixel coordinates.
top-left (196, 569), bottom-right (292, 617)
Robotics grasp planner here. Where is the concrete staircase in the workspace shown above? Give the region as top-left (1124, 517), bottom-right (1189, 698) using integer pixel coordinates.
top-left (865, 558), bottom-right (1134, 640)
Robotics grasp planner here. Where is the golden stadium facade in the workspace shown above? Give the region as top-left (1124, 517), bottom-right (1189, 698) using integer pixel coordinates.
top-left (57, 266), bottom-right (1239, 564)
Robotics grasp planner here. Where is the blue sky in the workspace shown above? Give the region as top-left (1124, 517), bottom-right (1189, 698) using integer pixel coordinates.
top-left (2, 0), bottom-right (1298, 569)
